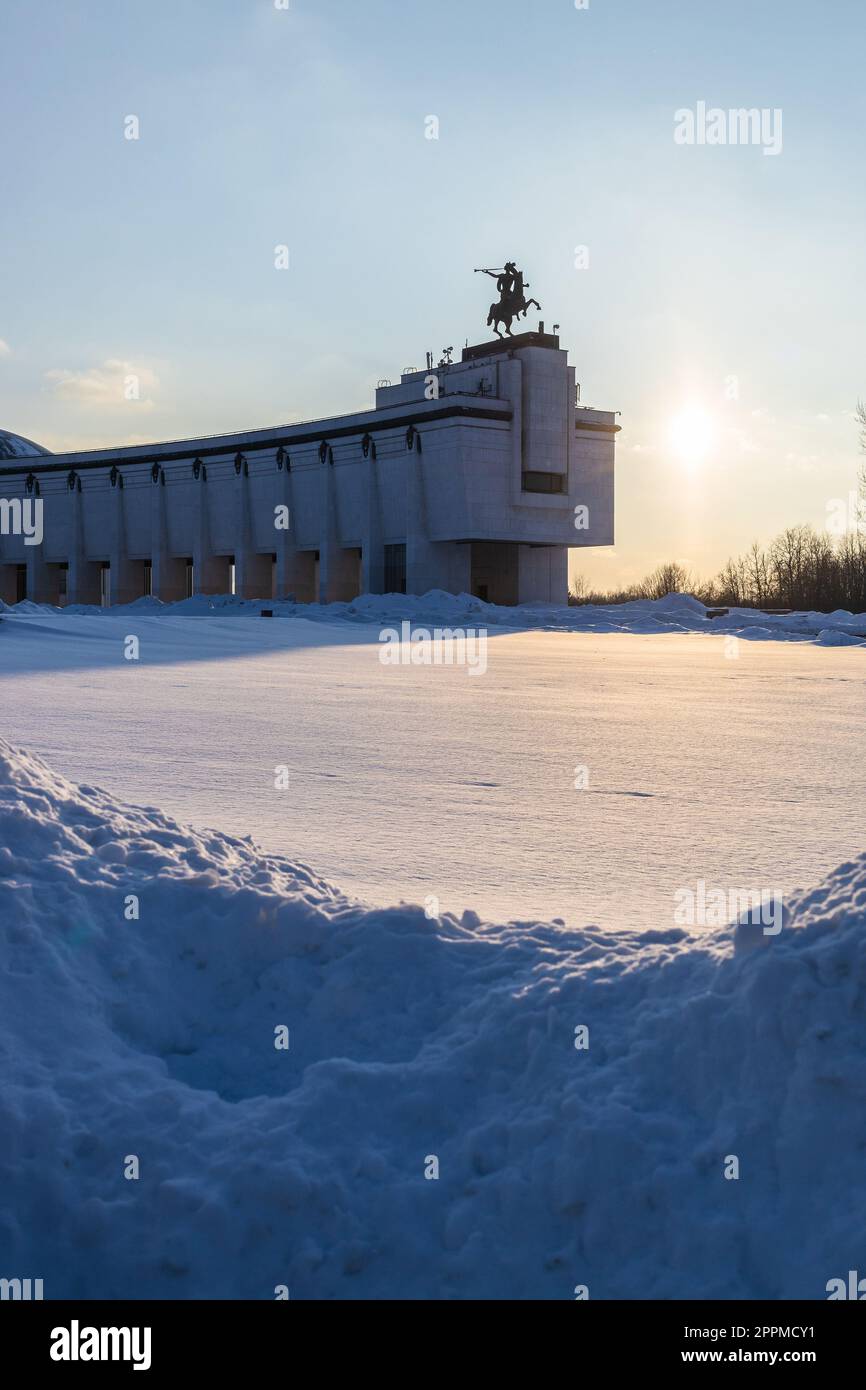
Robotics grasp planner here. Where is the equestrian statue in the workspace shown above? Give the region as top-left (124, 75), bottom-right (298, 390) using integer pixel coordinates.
top-left (474, 261), bottom-right (541, 338)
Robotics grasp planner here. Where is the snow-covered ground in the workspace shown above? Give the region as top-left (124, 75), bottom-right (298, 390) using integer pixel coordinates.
top-left (1, 737), bottom-right (865, 1299)
top-left (1, 592), bottom-right (864, 927)
top-left (2, 593), bottom-right (864, 1298)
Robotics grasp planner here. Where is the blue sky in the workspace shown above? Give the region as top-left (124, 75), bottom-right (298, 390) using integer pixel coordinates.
top-left (1, 0), bottom-right (864, 585)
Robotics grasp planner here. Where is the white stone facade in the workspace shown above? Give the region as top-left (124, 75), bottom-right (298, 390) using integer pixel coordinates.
top-left (0, 332), bottom-right (618, 607)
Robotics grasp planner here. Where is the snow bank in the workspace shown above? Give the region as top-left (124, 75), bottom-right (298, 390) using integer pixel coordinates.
top-left (3, 590), bottom-right (866, 646)
top-left (1, 739), bottom-right (865, 1299)
top-left (816, 628), bottom-right (866, 646)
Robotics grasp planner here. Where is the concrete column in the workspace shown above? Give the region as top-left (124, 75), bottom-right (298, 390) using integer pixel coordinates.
top-left (405, 445), bottom-right (427, 595)
top-left (109, 478), bottom-right (142, 606)
top-left (447, 542), bottom-right (472, 595)
top-left (67, 481), bottom-right (101, 605)
top-left (360, 448), bottom-right (384, 595)
top-left (549, 546), bottom-right (568, 603)
top-left (318, 453), bottom-right (357, 602)
top-left (406, 445), bottom-right (453, 596)
top-left (193, 471), bottom-right (230, 595)
top-left (234, 468), bottom-right (272, 599)
top-left (273, 463), bottom-right (315, 601)
top-left (7, 486), bottom-right (55, 603)
top-left (150, 470), bottom-right (186, 602)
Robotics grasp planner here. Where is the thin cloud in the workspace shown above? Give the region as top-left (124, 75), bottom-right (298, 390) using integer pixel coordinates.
top-left (44, 359), bottom-right (159, 409)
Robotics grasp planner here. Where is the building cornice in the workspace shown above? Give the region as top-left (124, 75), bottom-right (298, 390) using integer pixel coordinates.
top-left (0, 402), bottom-right (512, 477)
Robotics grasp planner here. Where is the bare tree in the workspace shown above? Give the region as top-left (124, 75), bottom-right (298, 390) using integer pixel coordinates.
top-left (637, 561), bottom-right (694, 600)
top-left (745, 541), bottom-right (770, 607)
top-left (577, 512), bottom-right (866, 612)
top-left (715, 556), bottom-right (748, 606)
top-left (568, 573), bottom-right (589, 605)
top-left (770, 526), bottom-right (810, 608)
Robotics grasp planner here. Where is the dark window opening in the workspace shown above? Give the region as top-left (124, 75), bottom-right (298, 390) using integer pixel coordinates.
top-left (143, 562), bottom-right (153, 597)
top-left (185, 561), bottom-right (194, 599)
top-left (522, 471), bottom-right (566, 494)
top-left (16, 564), bottom-right (27, 603)
top-left (384, 543), bottom-right (406, 594)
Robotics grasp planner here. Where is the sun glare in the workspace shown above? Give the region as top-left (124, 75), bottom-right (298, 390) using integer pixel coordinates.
top-left (668, 406), bottom-right (716, 467)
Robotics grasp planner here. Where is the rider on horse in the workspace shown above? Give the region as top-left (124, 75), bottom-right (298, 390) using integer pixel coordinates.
top-left (481, 261), bottom-right (541, 337)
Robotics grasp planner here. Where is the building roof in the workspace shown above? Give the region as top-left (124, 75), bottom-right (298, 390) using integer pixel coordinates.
top-left (0, 428), bottom-right (52, 461)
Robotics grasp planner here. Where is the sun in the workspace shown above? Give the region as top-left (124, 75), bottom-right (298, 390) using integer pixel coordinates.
top-left (668, 406), bottom-right (716, 467)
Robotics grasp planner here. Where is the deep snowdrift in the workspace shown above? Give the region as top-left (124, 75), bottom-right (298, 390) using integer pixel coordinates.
top-left (3, 589), bottom-right (865, 645)
top-left (1, 739), bottom-right (864, 1299)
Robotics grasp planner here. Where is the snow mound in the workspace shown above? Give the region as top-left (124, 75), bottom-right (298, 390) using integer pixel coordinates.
top-left (1, 740), bottom-right (865, 1299)
top-left (4, 591), bottom-right (866, 646)
top-left (816, 628), bottom-right (866, 647)
top-left (1, 598), bottom-right (47, 615)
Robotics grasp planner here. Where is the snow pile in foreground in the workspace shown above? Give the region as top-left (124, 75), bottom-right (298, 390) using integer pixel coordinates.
top-left (2, 590), bottom-right (865, 645)
top-left (1, 739), bottom-right (865, 1300)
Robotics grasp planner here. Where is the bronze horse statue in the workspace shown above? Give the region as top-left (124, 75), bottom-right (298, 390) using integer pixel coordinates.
top-left (478, 262), bottom-right (541, 338)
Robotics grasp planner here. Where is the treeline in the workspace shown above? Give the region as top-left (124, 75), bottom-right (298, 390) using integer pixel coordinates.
top-left (572, 408), bottom-right (866, 613)
top-left (571, 525), bottom-right (866, 612)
